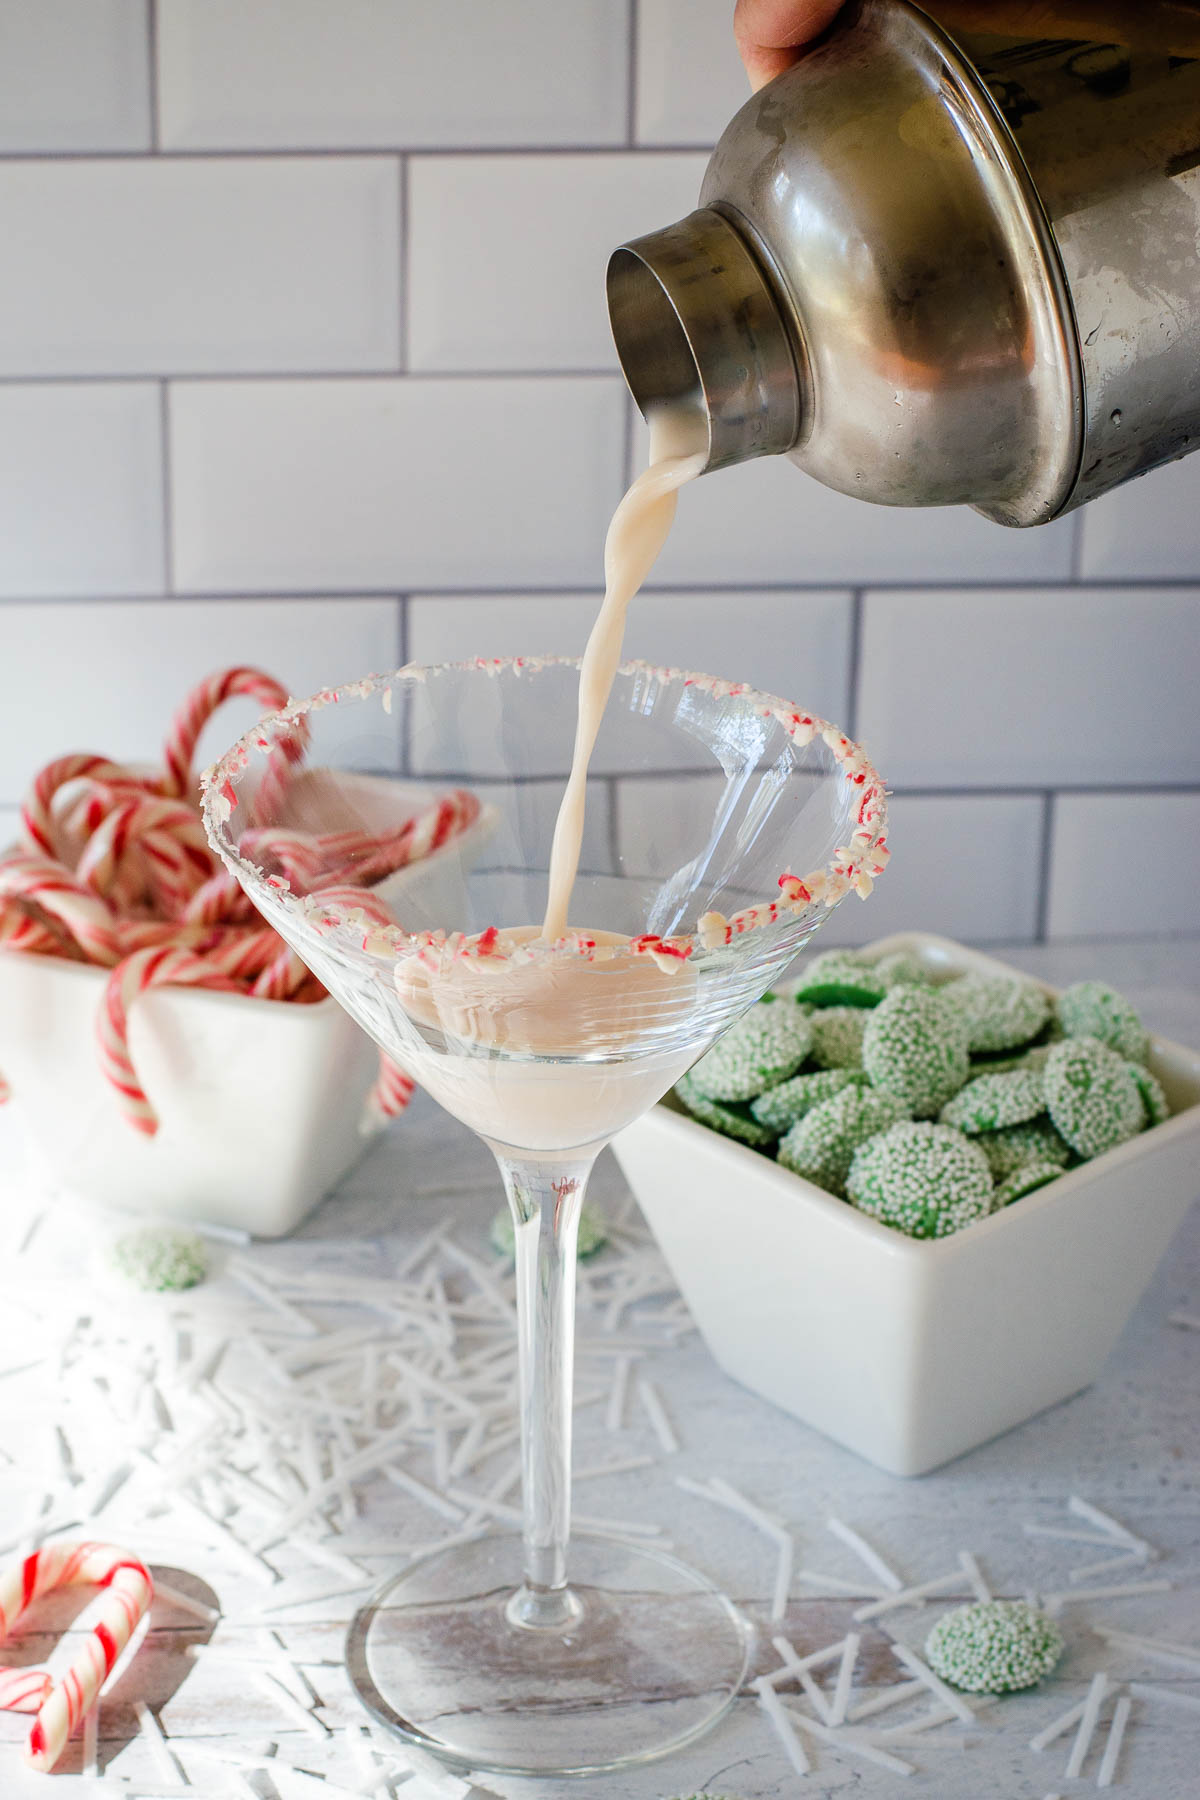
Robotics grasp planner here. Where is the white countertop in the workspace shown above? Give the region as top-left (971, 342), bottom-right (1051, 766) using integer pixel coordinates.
top-left (0, 937), bottom-right (1197, 1800)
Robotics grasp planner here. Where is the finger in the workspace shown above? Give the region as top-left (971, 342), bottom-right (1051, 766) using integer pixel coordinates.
top-left (733, 0), bottom-right (846, 90)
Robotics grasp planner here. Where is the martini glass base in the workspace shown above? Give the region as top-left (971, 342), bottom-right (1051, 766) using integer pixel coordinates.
top-left (346, 1531), bottom-right (752, 1777)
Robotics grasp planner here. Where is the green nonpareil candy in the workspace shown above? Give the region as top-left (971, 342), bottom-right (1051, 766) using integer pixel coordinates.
top-left (925, 1599), bottom-right (1064, 1693)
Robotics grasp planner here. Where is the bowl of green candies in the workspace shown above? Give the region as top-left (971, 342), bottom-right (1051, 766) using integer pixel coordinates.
top-left (611, 934), bottom-right (1200, 1476)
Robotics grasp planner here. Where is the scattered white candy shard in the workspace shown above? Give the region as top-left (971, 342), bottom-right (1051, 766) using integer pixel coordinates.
top-left (134, 1701), bottom-right (186, 1787)
top-left (1064, 1671), bottom-right (1110, 1780)
top-left (1030, 1697), bottom-right (1088, 1752)
top-left (636, 1377), bottom-right (678, 1454)
top-left (1067, 1551), bottom-right (1149, 1583)
top-left (958, 1549), bottom-right (991, 1602)
top-left (827, 1517), bottom-right (904, 1591)
top-left (890, 1643), bottom-right (977, 1725)
top-left (1067, 1495), bottom-right (1147, 1550)
top-left (1128, 1681), bottom-right (1200, 1714)
top-left (1044, 1579), bottom-right (1171, 1612)
top-left (854, 1569), bottom-right (961, 1622)
top-left (846, 1678), bottom-right (926, 1723)
top-left (1095, 1627), bottom-right (1200, 1670)
top-left (1095, 1692), bottom-right (1132, 1788)
top-left (755, 1677), bottom-right (812, 1777)
top-left (789, 1707), bottom-right (916, 1777)
top-left (829, 1633), bottom-right (860, 1726)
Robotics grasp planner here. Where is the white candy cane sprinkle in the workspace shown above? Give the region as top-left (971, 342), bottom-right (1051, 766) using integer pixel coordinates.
top-left (1094, 1627), bottom-right (1200, 1670)
top-left (754, 1677), bottom-right (811, 1777)
top-left (1067, 1495), bottom-right (1146, 1548)
top-left (636, 1377), bottom-right (678, 1453)
top-left (1044, 1579), bottom-right (1171, 1611)
top-left (1064, 1671), bottom-right (1110, 1780)
top-left (829, 1632), bottom-right (860, 1726)
top-left (1095, 1693), bottom-right (1132, 1788)
top-left (891, 1643), bottom-right (977, 1724)
top-left (958, 1549), bottom-right (991, 1601)
top-left (1128, 1681), bottom-right (1200, 1714)
top-left (828, 1517), bottom-right (904, 1591)
top-left (854, 1569), bottom-right (961, 1622)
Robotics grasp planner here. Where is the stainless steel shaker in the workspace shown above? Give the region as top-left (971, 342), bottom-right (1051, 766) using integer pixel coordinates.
top-left (607, 0), bottom-right (1200, 525)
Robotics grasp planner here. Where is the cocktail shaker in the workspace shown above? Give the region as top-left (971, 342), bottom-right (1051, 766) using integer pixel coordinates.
top-left (607, 0), bottom-right (1200, 525)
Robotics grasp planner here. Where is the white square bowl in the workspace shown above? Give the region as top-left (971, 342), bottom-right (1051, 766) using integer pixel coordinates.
top-left (611, 933), bottom-right (1200, 1476)
top-left (0, 780), bottom-right (495, 1238)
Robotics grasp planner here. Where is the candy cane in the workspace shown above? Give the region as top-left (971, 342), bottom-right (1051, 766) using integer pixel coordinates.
top-left (1, 666), bottom-right (481, 1130)
top-left (0, 856), bottom-right (122, 966)
top-left (19, 755), bottom-right (148, 861)
top-left (160, 666), bottom-right (292, 800)
top-left (365, 1055), bottom-right (415, 1124)
top-left (0, 1540), bottom-right (153, 1772)
top-left (97, 947), bottom-right (242, 1136)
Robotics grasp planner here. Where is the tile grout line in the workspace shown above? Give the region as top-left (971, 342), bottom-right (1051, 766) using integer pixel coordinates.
top-left (0, 143), bottom-right (719, 164)
top-left (606, 774), bottom-right (622, 877)
top-left (396, 597), bottom-right (410, 774)
top-left (1070, 505), bottom-right (1085, 582)
top-left (4, 582), bottom-right (1200, 605)
top-left (146, 0), bottom-right (161, 154)
top-left (1034, 790), bottom-right (1056, 943)
top-left (158, 379), bottom-right (175, 594)
top-left (397, 155), bottom-right (409, 374)
top-left (626, 0), bottom-right (640, 147)
top-left (844, 588), bottom-right (864, 739)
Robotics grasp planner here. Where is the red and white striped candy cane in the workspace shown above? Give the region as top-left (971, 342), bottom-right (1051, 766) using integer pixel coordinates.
top-left (19, 754), bottom-right (148, 861)
top-left (97, 946), bottom-right (242, 1135)
top-left (0, 1540), bottom-right (153, 1771)
top-left (75, 795), bottom-right (214, 918)
top-left (365, 1054), bottom-right (415, 1124)
top-left (160, 666), bottom-right (292, 800)
top-left (0, 856), bottom-right (122, 966)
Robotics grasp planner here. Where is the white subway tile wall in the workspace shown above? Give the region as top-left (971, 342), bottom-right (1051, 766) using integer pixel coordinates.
top-left (2, 0), bottom-right (1197, 944)
top-left (0, 598), bottom-right (401, 795)
top-left (0, 1), bottom-right (150, 153)
top-left (407, 154), bottom-right (707, 372)
top-left (1046, 793), bottom-right (1200, 941)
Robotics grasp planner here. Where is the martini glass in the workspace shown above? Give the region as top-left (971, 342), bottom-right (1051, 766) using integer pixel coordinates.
top-left (202, 657), bottom-right (887, 1778)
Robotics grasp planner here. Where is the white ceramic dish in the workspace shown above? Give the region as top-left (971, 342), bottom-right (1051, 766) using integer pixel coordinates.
top-left (0, 782), bottom-right (495, 1238)
top-left (611, 933), bottom-right (1200, 1476)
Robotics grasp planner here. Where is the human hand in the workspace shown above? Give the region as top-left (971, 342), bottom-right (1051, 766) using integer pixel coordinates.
top-left (733, 0), bottom-right (847, 90)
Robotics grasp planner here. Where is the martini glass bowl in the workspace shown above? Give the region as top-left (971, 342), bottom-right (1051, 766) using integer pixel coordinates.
top-left (202, 656), bottom-right (887, 1777)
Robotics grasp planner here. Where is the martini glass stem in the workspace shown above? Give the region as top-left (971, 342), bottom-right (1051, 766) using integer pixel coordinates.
top-left (494, 1147), bottom-right (597, 1630)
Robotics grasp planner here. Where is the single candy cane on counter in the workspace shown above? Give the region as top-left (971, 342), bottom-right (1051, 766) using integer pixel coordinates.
top-left (0, 1540), bottom-right (153, 1771)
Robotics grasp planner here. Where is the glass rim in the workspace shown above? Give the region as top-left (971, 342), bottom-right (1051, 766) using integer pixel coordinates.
top-left (200, 656), bottom-right (890, 969)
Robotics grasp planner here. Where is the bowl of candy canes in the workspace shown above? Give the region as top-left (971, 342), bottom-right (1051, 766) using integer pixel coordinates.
top-left (0, 667), bottom-right (487, 1237)
top-left (612, 933), bottom-right (1200, 1476)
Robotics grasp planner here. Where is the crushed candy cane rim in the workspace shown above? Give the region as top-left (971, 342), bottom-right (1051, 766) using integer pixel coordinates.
top-left (202, 657), bottom-right (889, 972)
